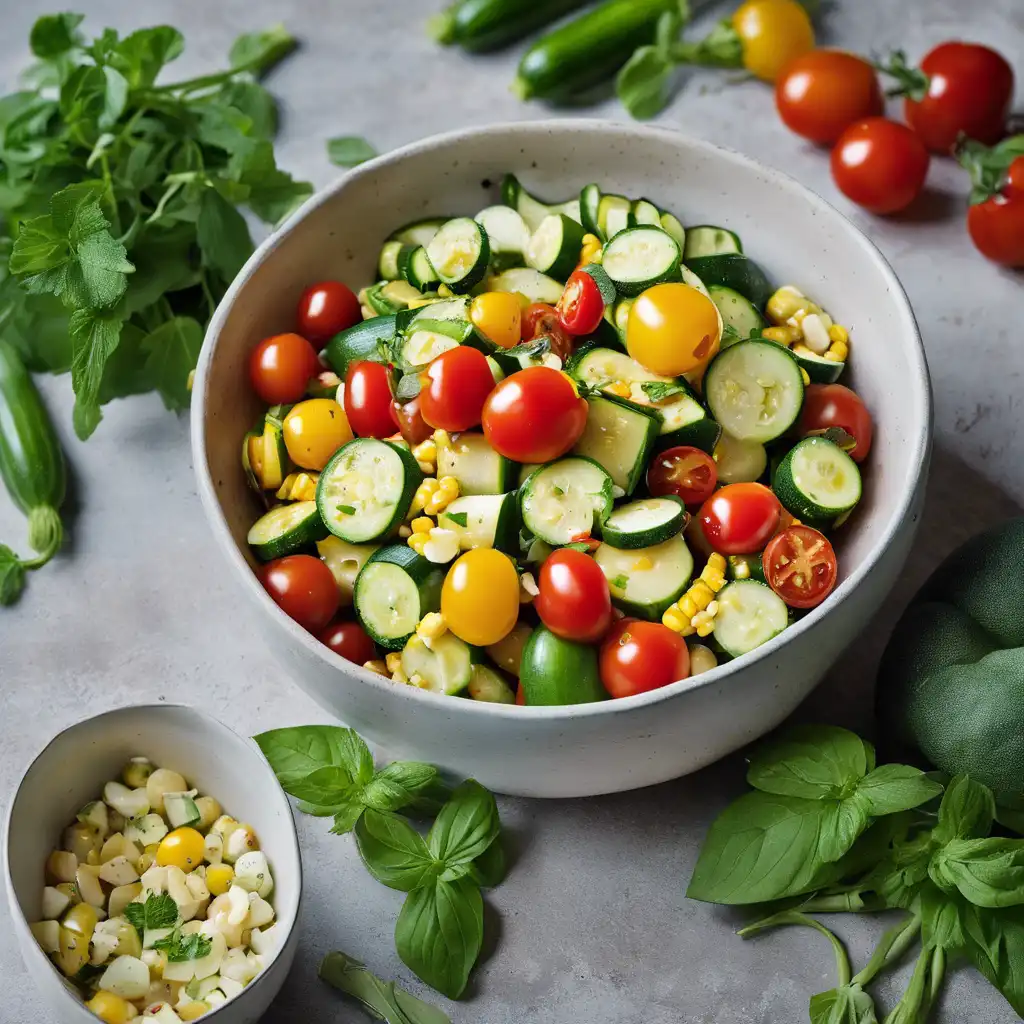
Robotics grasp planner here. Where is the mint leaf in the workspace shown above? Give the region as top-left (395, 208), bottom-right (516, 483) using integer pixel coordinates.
top-left (229, 25), bottom-right (297, 76)
top-left (0, 546), bottom-right (26, 605)
top-left (197, 187), bottom-right (254, 282)
top-left (70, 308), bottom-right (124, 440)
top-left (327, 136), bottom-right (378, 169)
top-left (29, 13), bottom-right (84, 58)
top-left (355, 809), bottom-right (435, 892)
top-left (155, 930), bottom-right (212, 962)
top-left (141, 315), bottom-right (203, 410)
top-left (640, 380), bottom-right (688, 403)
top-left (124, 892), bottom-right (178, 938)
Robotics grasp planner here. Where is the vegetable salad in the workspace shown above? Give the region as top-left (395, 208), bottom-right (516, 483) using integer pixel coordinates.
top-left (32, 758), bottom-right (276, 1022)
top-left (242, 174), bottom-right (874, 705)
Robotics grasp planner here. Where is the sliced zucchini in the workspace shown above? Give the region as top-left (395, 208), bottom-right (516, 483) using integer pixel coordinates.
top-left (486, 266), bottom-right (564, 305)
top-left (408, 297), bottom-right (470, 324)
top-left (425, 217), bottom-right (490, 293)
top-left (247, 501), bottom-right (328, 562)
top-left (793, 347), bottom-right (845, 384)
top-left (378, 240), bottom-right (404, 281)
top-left (774, 437), bottom-right (862, 528)
top-left (354, 545), bottom-right (443, 650)
top-left (317, 536), bottom-right (379, 606)
top-left (324, 315), bottom-right (397, 378)
top-left (704, 341), bottom-right (804, 444)
top-left (258, 407), bottom-right (290, 492)
top-left (436, 432), bottom-right (516, 495)
top-left (598, 194), bottom-right (633, 240)
top-left (601, 496), bottom-right (687, 549)
top-left (680, 265), bottom-right (710, 298)
top-left (613, 297), bottom-right (633, 338)
top-left (580, 183), bottom-right (602, 236)
top-left (572, 393), bottom-right (659, 496)
top-left (596, 534), bottom-right (694, 622)
top-left (476, 205), bottom-right (531, 262)
top-left (317, 439), bottom-right (421, 543)
top-left (437, 493), bottom-right (519, 553)
top-left (713, 431), bottom-right (768, 484)
top-left (468, 663), bottom-right (516, 704)
top-left (501, 173), bottom-right (581, 233)
top-left (660, 211), bottom-right (686, 249)
top-left (164, 793), bottom-right (200, 829)
top-left (519, 457), bottom-right (614, 546)
top-left (395, 317), bottom-right (471, 370)
top-left (713, 580), bottom-right (789, 658)
top-left (389, 217), bottom-right (449, 248)
top-left (364, 280), bottom-right (426, 316)
top-left (632, 199), bottom-right (662, 226)
top-left (683, 225), bottom-right (743, 259)
top-left (401, 633), bottom-right (473, 695)
top-left (727, 553), bottom-right (766, 584)
top-left (685, 254), bottom-right (772, 310)
top-left (601, 226), bottom-right (681, 297)
top-left (526, 213), bottom-right (585, 281)
top-left (709, 285), bottom-right (766, 343)
top-left (399, 246), bottom-right (439, 292)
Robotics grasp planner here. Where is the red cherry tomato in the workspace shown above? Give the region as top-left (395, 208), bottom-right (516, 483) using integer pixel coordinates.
top-left (343, 361), bottom-right (396, 438)
top-left (521, 302), bottom-right (574, 363)
top-left (482, 367), bottom-right (588, 463)
top-left (534, 549), bottom-right (613, 644)
top-left (248, 333), bottom-right (320, 405)
top-left (647, 446), bottom-right (718, 506)
top-left (260, 555), bottom-right (340, 633)
top-left (775, 50), bottom-right (883, 145)
top-left (319, 619), bottom-right (377, 663)
top-left (599, 619), bottom-right (690, 699)
top-left (418, 346), bottom-right (495, 432)
top-left (515, 682), bottom-right (527, 706)
top-left (391, 395), bottom-right (433, 446)
top-left (764, 525), bottom-right (838, 609)
top-left (699, 483), bottom-right (781, 556)
top-left (557, 270), bottom-right (606, 337)
top-left (296, 281), bottom-right (361, 343)
top-left (831, 118), bottom-right (930, 215)
top-left (963, 155), bottom-right (1024, 268)
top-left (799, 383), bottom-right (874, 463)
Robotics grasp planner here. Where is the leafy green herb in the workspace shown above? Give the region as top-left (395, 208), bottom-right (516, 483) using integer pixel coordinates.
top-left (444, 511), bottom-right (468, 528)
top-left (327, 136), bottom-right (378, 168)
top-left (500, 336), bottom-right (550, 360)
top-left (395, 372), bottom-right (422, 402)
top-left (957, 135), bottom-right (1024, 204)
top-left (154, 929), bottom-right (212, 962)
top-left (124, 892), bottom-right (178, 938)
top-left (355, 809), bottom-right (437, 892)
top-left (615, 2), bottom-right (689, 119)
top-left (0, 545), bottom-right (26, 605)
top-left (336, 504), bottom-right (356, 516)
top-left (319, 951), bottom-right (451, 1024)
top-left (579, 262), bottom-right (617, 305)
top-left (640, 380), bottom-right (688, 403)
top-left (609, 573), bottom-right (629, 590)
top-left (562, 542), bottom-right (592, 553)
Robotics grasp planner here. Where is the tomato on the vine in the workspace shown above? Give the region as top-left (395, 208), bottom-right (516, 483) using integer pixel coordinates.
top-left (249, 333), bottom-right (320, 405)
top-left (731, 0), bottom-right (815, 83)
top-left (521, 302), bottom-right (573, 363)
top-left (418, 346), bottom-right (495, 432)
top-left (344, 361), bottom-right (396, 438)
top-left (831, 118), bottom-right (930, 215)
top-left (557, 269), bottom-right (606, 337)
top-left (699, 483), bottom-right (781, 556)
top-left (260, 555), bottom-right (340, 633)
top-left (296, 281), bottom-right (361, 342)
top-left (647, 446), bottom-right (717, 506)
top-left (319, 619), bottom-right (377, 664)
top-left (799, 384), bottom-right (874, 463)
top-left (599, 619), bottom-right (690, 699)
top-left (535, 549), bottom-right (612, 644)
top-left (764, 526), bottom-right (838, 609)
top-left (961, 147), bottom-right (1024, 268)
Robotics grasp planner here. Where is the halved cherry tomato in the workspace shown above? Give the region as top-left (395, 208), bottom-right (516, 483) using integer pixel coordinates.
top-left (470, 292), bottom-right (522, 349)
top-left (344, 361), bottom-right (396, 438)
top-left (260, 555), bottom-right (340, 633)
top-left (282, 399), bottom-right (353, 470)
top-left (482, 367), bottom-right (588, 463)
top-left (626, 283), bottom-right (721, 376)
top-left (521, 302), bottom-right (573, 362)
top-left (732, 0), bottom-right (815, 83)
top-left (535, 549), bottom-right (612, 644)
top-left (799, 383), bottom-right (873, 463)
top-left (831, 118), bottom-right (930, 215)
top-left (441, 549), bottom-right (520, 647)
top-left (764, 525), bottom-right (838, 609)
top-left (599, 619), bottom-right (690, 699)
top-left (249, 333), bottom-right (320, 405)
top-left (699, 482), bottom-right (781, 556)
top-left (557, 269), bottom-right (605, 337)
top-left (391, 395), bottom-right (433, 446)
top-left (647, 446), bottom-right (718, 506)
top-left (296, 281), bottom-right (361, 342)
top-left (319, 619), bottom-right (377, 664)
top-left (418, 346), bottom-right (495, 432)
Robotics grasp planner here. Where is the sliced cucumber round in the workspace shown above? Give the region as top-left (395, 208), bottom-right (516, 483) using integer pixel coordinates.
top-left (683, 225), bottom-right (743, 260)
top-left (467, 663), bottom-right (516, 704)
top-left (316, 536), bottom-right (380, 605)
top-left (501, 173), bottom-right (581, 233)
top-left (485, 266), bottom-right (564, 305)
top-left (601, 226), bottom-right (681, 297)
top-left (685, 254), bottom-right (772, 310)
top-left (679, 265), bottom-right (710, 298)
top-left (317, 439), bottom-right (421, 543)
top-left (632, 199), bottom-right (662, 226)
top-left (389, 217), bottom-right (449, 248)
top-left (709, 284), bottom-right (766, 342)
top-left (598, 194), bottom-right (633, 240)
top-left (595, 534), bottom-right (694, 621)
top-left (399, 246), bottom-right (439, 292)
top-left (660, 211), bottom-right (686, 249)
top-left (398, 328), bottom-right (460, 369)
top-left (247, 501), bottom-right (328, 562)
top-left (436, 431), bottom-right (516, 495)
top-left (526, 213), bottom-right (585, 281)
top-left (580, 183), bottom-right (602, 237)
top-left (475, 205), bottom-right (531, 259)
top-left (437, 493), bottom-right (519, 553)
top-left (378, 240), bottom-right (404, 281)
top-left (601, 496), bottom-right (688, 549)
top-left (713, 580), bottom-right (789, 658)
top-left (519, 457), bottom-right (614, 546)
top-left (401, 633), bottom-right (473, 695)
top-left (354, 545), bottom-right (443, 650)
top-left (572, 394), bottom-right (659, 496)
top-left (713, 431), bottom-right (768, 484)
top-left (774, 437), bottom-right (862, 527)
top-left (704, 340), bottom-right (805, 444)
top-left (425, 217), bottom-right (490, 293)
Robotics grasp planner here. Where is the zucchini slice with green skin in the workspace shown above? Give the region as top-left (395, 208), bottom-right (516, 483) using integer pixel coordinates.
top-left (425, 217), bottom-right (490, 293)
top-left (713, 580), bottom-right (789, 658)
top-left (247, 501), bottom-right (329, 562)
top-left (258, 406), bottom-right (290, 492)
top-left (401, 633), bottom-right (473, 695)
top-left (572, 393), bottom-right (659, 495)
top-left (601, 496), bottom-right (688, 549)
top-left (467, 663), bottom-right (516, 704)
top-left (680, 265), bottom-right (710, 298)
top-left (520, 457), bottom-right (614, 546)
top-left (518, 626), bottom-right (606, 706)
top-left (476, 205), bottom-right (531, 262)
top-left (317, 439), bottom-right (422, 543)
top-left (596, 534), bottom-right (694, 621)
top-left (709, 284), bottom-right (766, 343)
top-left (580, 183), bottom-right (602, 236)
top-left (660, 211), bottom-right (686, 249)
top-left (437, 493), bottom-right (520, 553)
top-left (774, 437), bottom-right (862, 528)
top-left (485, 267), bottom-right (565, 305)
top-left (792, 348), bottom-right (845, 384)
top-left (727, 552), bottom-right (766, 585)
top-left (354, 545), bottom-right (443, 650)
top-left (388, 217), bottom-right (449, 248)
top-left (526, 213), bottom-right (585, 281)
top-left (378, 240), bottom-right (404, 281)
top-left (324, 315), bottom-right (396, 378)
top-left (601, 226), bottom-right (681, 297)
top-left (395, 317), bottom-right (472, 370)
top-left (683, 225), bottom-right (743, 260)
top-left (399, 246), bottom-right (440, 292)
top-left (704, 341), bottom-right (805, 444)
top-left (500, 173), bottom-right (581, 232)
top-left (598, 194), bottom-right (633, 239)
top-left (713, 431), bottom-right (768, 484)
top-left (685, 254), bottom-right (772, 310)
top-left (632, 199), bottom-right (662, 226)
top-left (437, 432), bottom-right (517, 495)
top-left (363, 281), bottom-right (426, 316)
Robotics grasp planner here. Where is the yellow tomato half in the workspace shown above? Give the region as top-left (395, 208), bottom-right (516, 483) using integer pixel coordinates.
top-left (283, 399), bottom-right (353, 470)
top-left (441, 549), bottom-right (520, 647)
top-left (470, 292), bottom-right (522, 349)
top-left (626, 283), bottom-right (722, 376)
top-left (733, 0), bottom-right (815, 83)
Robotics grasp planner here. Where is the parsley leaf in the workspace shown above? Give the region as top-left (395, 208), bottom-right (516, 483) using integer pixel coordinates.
top-left (444, 512), bottom-right (468, 528)
top-left (327, 136), bottom-right (378, 168)
top-left (609, 573), bottom-right (629, 590)
top-left (142, 317), bottom-right (204, 411)
top-left (155, 930), bottom-right (212, 962)
top-left (29, 14), bottom-right (84, 59)
top-left (229, 25), bottom-right (297, 76)
top-left (124, 892), bottom-right (178, 938)
top-left (69, 308), bottom-right (124, 439)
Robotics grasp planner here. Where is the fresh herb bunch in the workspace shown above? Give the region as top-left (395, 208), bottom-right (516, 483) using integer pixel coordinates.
top-left (688, 724), bottom-right (1024, 1021)
top-left (0, 13), bottom-right (312, 438)
top-left (255, 725), bottom-right (506, 999)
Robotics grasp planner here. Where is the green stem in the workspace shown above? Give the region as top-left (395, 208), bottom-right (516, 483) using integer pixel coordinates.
top-left (739, 911), bottom-right (851, 988)
top-left (882, 945), bottom-right (931, 1024)
top-left (137, 50), bottom-right (271, 97)
top-left (199, 271), bottom-right (216, 320)
top-left (24, 506), bottom-right (63, 567)
top-left (851, 914), bottom-right (921, 988)
top-left (799, 890), bottom-right (876, 914)
top-left (923, 947), bottom-right (946, 1017)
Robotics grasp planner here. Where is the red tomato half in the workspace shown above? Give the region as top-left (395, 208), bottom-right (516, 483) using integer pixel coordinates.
top-left (260, 555), bottom-right (340, 633)
top-left (248, 333), bottom-right (320, 405)
top-left (419, 346), bottom-right (495, 432)
top-left (344, 361), bottom-right (396, 438)
top-left (391, 395), bottom-right (433, 446)
top-left (535, 549), bottom-right (612, 644)
top-left (599, 619), bottom-right (690, 699)
top-left (521, 302), bottom-right (573, 363)
top-left (319, 619), bottom-right (377, 664)
top-left (647, 446), bottom-right (718, 506)
top-left (764, 525), bottom-right (838, 609)
top-left (296, 281), bottom-right (361, 342)
top-left (831, 118), bottom-right (930, 215)
top-left (557, 270), bottom-right (606, 337)
top-left (482, 367), bottom-right (588, 463)
top-left (799, 384), bottom-right (874, 463)
top-left (699, 483), bottom-right (781, 556)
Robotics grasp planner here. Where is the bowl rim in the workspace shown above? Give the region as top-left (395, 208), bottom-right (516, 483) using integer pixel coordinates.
top-left (2, 702), bottom-right (303, 1020)
top-left (191, 118), bottom-right (932, 721)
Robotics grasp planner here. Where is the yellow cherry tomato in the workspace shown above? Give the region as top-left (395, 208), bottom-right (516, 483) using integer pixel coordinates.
top-left (626, 283), bottom-right (722, 376)
top-left (470, 292), bottom-right (522, 349)
top-left (206, 863), bottom-right (235, 896)
top-left (733, 0), bottom-right (814, 82)
top-left (441, 549), bottom-right (520, 646)
top-left (86, 991), bottom-right (137, 1024)
top-left (283, 398), bottom-right (353, 470)
top-left (156, 827), bottom-right (205, 872)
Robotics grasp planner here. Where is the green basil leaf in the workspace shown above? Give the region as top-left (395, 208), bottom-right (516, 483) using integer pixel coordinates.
top-left (809, 983), bottom-right (878, 1024)
top-left (427, 779), bottom-right (500, 868)
top-left (616, 45), bottom-right (675, 121)
top-left (931, 837), bottom-right (1024, 908)
top-left (355, 809), bottom-right (435, 892)
top-left (855, 764), bottom-right (944, 817)
top-left (934, 774), bottom-right (996, 844)
top-left (395, 877), bottom-right (483, 1000)
top-left (29, 13), bottom-right (84, 59)
top-left (327, 136), bottom-right (378, 169)
top-left (818, 797), bottom-right (871, 864)
top-left (919, 884), bottom-right (966, 951)
top-left (228, 24), bottom-right (297, 77)
top-left (329, 798), bottom-right (367, 836)
top-left (280, 764), bottom-right (357, 806)
top-left (69, 308), bottom-right (124, 440)
top-left (0, 546), bottom-right (26, 606)
top-left (254, 725), bottom-right (376, 788)
top-left (746, 725), bottom-right (872, 800)
top-left (196, 187), bottom-right (254, 283)
top-left (640, 380), bottom-right (688, 403)
top-left (469, 835), bottom-right (506, 888)
top-left (365, 762), bottom-right (441, 813)
top-left (319, 951), bottom-right (451, 1024)
top-left (141, 315), bottom-right (203, 411)
top-left (961, 903), bottom-right (1024, 1016)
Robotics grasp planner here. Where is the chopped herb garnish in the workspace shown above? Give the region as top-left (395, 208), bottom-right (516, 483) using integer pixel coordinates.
top-left (445, 512), bottom-right (468, 527)
top-left (641, 381), bottom-right (688, 403)
top-left (609, 574), bottom-right (629, 590)
top-left (124, 892), bottom-right (178, 938)
top-left (337, 504), bottom-right (357, 515)
top-left (155, 930), bottom-right (213, 962)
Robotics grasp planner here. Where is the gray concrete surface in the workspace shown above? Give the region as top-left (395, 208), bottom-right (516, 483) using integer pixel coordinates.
top-left (1, 1), bottom-right (1022, 1021)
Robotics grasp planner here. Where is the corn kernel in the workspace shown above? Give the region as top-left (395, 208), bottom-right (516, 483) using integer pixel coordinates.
top-left (416, 612), bottom-right (447, 644)
top-left (825, 341), bottom-right (849, 362)
top-left (688, 643), bottom-right (718, 675)
top-left (410, 478), bottom-right (440, 516)
top-left (432, 429), bottom-right (452, 450)
top-left (363, 659), bottom-right (389, 676)
top-left (385, 652), bottom-right (403, 675)
top-left (800, 368), bottom-right (811, 386)
top-left (398, 525), bottom-right (412, 538)
top-left (692, 610), bottom-right (716, 637)
top-left (424, 476), bottom-right (460, 515)
top-left (761, 326), bottom-right (800, 346)
top-left (767, 286), bottom-right (812, 325)
top-left (632, 556), bottom-right (653, 571)
top-left (412, 439), bottom-right (437, 475)
top-left (276, 472), bottom-right (319, 502)
top-left (828, 323), bottom-right (849, 345)
top-left (412, 516), bottom-right (434, 534)
top-left (407, 533), bottom-right (429, 554)
top-left (662, 606), bottom-right (695, 636)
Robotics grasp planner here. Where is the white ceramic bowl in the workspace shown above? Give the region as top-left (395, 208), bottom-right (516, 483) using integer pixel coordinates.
top-left (3, 704), bottom-right (302, 1024)
top-left (192, 120), bottom-right (931, 798)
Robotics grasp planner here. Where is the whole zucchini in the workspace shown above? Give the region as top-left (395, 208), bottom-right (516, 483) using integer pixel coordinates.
top-left (431, 0), bottom-right (591, 53)
top-left (515, 0), bottom-right (679, 102)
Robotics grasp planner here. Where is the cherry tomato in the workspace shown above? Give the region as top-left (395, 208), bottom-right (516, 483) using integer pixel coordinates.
top-left (319, 619), bottom-right (377, 664)
top-left (283, 398), bottom-right (353, 470)
top-left (248, 333), bottom-right (320, 405)
top-left (418, 346), bottom-right (495, 432)
top-left (775, 50), bottom-right (883, 145)
top-left (470, 292), bottom-right (522, 349)
top-left (391, 395), bottom-right (433, 446)
top-left (296, 281), bottom-right (361, 342)
top-left (599, 619), bottom-right (690, 699)
top-left (732, 0), bottom-right (815, 83)
top-left (647, 446), bottom-right (718, 506)
top-left (699, 483), bottom-right (781, 556)
top-left (535, 549), bottom-right (613, 644)
top-left (156, 827), bottom-right (205, 871)
top-left (627, 284), bottom-right (721, 376)
top-left (557, 269), bottom-right (605, 337)
top-left (831, 118), bottom-right (930, 215)
top-left (482, 367), bottom-right (588, 463)
top-left (515, 682), bottom-right (526, 706)
top-left (343, 361), bottom-right (396, 438)
top-left (799, 383), bottom-right (874, 463)
top-left (764, 525), bottom-right (838, 609)
top-left (963, 155), bottom-right (1024, 268)
top-left (441, 549), bottom-right (520, 647)
top-left (260, 555), bottom-right (340, 633)
top-left (521, 302), bottom-right (573, 363)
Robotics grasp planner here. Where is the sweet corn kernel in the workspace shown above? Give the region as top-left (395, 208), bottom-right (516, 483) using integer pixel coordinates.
top-left (604, 380), bottom-right (632, 398)
top-left (761, 326), bottom-right (800, 346)
top-left (424, 476), bottom-right (460, 515)
top-left (688, 643), bottom-right (718, 675)
top-left (632, 556), bottom-right (653, 571)
top-left (800, 368), bottom-right (811, 386)
top-left (275, 472), bottom-right (319, 502)
top-left (206, 863), bottom-right (234, 897)
top-left (363, 659), bottom-right (389, 676)
top-left (416, 612), bottom-right (447, 645)
top-left (410, 478), bottom-right (440, 516)
top-left (767, 286), bottom-right (812, 325)
top-left (385, 652), bottom-right (403, 674)
top-left (825, 341), bottom-right (849, 362)
top-left (662, 606), bottom-right (695, 636)
top-left (407, 533), bottom-right (430, 555)
top-left (412, 439), bottom-right (438, 475)
top-left (692, 610), bottom-right (716, 637)
top-left (432, 429), bottom-right (452, 450)
top-left (398, 525), bottom-right (412, 538)
top-left (828, 323), bottom-right (849, 345)
top-left (411, 517), bottom-right (434, 534)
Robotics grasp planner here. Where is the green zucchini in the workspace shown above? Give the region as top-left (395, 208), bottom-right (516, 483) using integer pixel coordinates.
top-left (685, 254), bottom-right (773, 310)
top-left (426, 217), bottom-right (491, 293)
top-left (431, 0), bottom-right (591, 53)
top-left (526, 213), bottom-right (585, 280)
top-left (774, 437), bottom-right (862, 529)
top-left (323, 315), bottom-right (397, 378)
top-left (354, 545), bottom-right (443, 650)
top-left (247, 501), bottom-right (329, 562)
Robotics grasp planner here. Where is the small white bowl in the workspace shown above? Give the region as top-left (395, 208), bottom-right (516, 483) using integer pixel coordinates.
top-left (3, 704), bottom-right (302, 1024)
